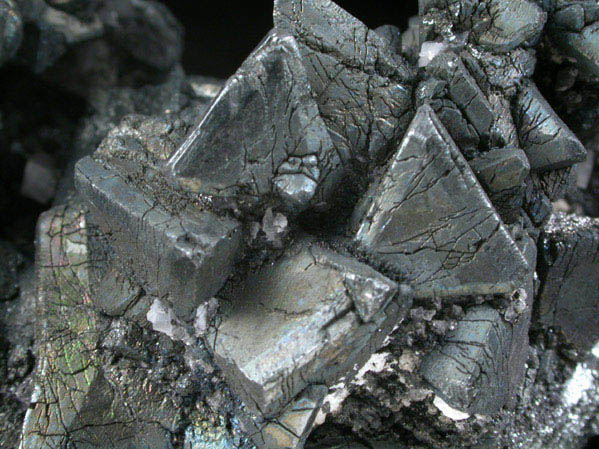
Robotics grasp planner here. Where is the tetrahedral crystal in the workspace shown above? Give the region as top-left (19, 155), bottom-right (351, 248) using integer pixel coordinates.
top-left (206, 238), bottom-right (410, 418)
top-left (273, 0), bottom-right (414, 164)
top-left (514, 80), bottom-right (587, 172)
top-left (75, 156), bottom-right (241, 321)
top-left (166, 28), bottom-right (338, 212)
top-left (351, 105), bottom-right (530, 299)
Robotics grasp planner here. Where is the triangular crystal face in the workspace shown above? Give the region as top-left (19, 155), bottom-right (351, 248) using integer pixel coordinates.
top-left (273, 0), bottom-right (409, 78)
top-left (514, 81), bottom-right (586, 172)
top-left (166, 28), bottom-right (335, 211)
top-left (352, 105), bottom-right (529, 298)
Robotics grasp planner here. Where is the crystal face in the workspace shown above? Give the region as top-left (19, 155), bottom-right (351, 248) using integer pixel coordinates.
top-left (1, 1), bottom-right (599, 448)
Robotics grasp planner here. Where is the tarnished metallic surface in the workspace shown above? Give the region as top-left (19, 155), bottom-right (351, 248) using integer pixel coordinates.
top-left (75, 157), bottom-right (241, 321)
top-left (206, 238), bottom-right (410, 418)
top-left (420, 305), bottom-right (512, 415)
top-left (274, 0), bottom-right (414, 165)
top-left (167, 29), bottom-right (338, 212)
top-left (420, 0), bottom-right (546, 52)
top-left (3, 0), bottom-right (599, 448)
top-left (20, 204), bottom-right (180, 449)
top-left (514, 80), bottom-right (587, 172)
top-left (549, 0), bottom-right (599, 78)
top-left (469, 147), bottom-right (531, 222)
top-left (352, 105), bottom-right (529, 298)
top-left (427, 51), bottom-right (495, 142)
top-left (252, 385), bottom-right (328, 449)
top-left (473, 0), bottom-right (546, 52)
top-left (537, 213), bottom-right (599, 352)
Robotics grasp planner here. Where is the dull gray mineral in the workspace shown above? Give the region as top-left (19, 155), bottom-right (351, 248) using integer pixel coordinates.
top-left (469, 148), bottom-right (530, 196)
top-left (419, 0), bottom-right (546, 52)
top-left (352, 105), bottom-right (529, 299)
top-left (15, 0), bottom-right (103, 72)
top-left (0, 240), bottom-right (22, 301)
top-left (416, 77), bottom-right (481, 155)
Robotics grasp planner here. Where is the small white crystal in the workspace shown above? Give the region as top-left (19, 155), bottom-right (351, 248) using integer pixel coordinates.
top-left (433, 395), bottom-right (471, 421)
top-left (563, 364), bottom-right (595, 406)
top-left (194, 297), bottom-right (219, 336)
top-left (563, 341), bottom-right (599, 406)
top-left (419, 41), bottom-right (447, 67)
top-left (314, 381), bottom-right (349, 425)
top-left (352, 352), bottom-right (390, 386)
top-left (262, 207), bottom-right (288, 246)
top-left (147, 298), bottom-right (193, 345)
top-left (20, 153), bottom-right (58, 204)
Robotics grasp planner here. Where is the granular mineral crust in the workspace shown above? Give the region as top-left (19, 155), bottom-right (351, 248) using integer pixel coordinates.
top-left (2, 0), bottom-right (599, 448)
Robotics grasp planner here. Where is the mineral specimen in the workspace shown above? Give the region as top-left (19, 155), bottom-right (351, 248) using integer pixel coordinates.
top-left (2, 0), bottom-right (599, 448)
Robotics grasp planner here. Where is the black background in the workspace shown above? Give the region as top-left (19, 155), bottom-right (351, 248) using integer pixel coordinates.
top-left (161, 0), bottom-right (419, 78)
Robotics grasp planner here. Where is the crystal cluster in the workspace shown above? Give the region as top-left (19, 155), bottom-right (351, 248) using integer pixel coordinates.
top-left (1, 1), bottom-right (599, 449)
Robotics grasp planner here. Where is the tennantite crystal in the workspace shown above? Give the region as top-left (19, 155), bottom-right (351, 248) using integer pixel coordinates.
top-left (2, 1), bottom-right (599, 448)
